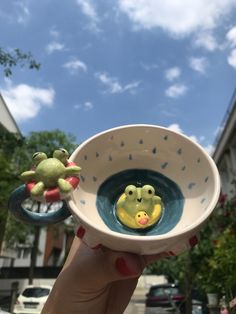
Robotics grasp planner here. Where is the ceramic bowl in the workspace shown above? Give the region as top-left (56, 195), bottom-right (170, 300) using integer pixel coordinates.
top-left (68, 125), bottom-right (220, 255)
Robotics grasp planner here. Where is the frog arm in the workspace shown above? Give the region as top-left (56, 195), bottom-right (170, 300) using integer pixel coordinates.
top-left (153, 195), bottom-right (162, 204)
top-left (116, 207), bottom-right (138, 229)
top-left (116, 193), bottom-right (126, 208)
top-left (65, 166), bottom-right (81, 176)
top-left (149, 204), bottom-right (162, 224)
top-left (20, 170), bottom-right (36, 182)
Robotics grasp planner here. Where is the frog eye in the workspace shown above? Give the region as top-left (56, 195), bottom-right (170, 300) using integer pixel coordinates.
top-left (33, 152), bottom-right (40, 159)
top-left (59, 148), bottom-right (68, 154)
top-left (125, 185), bottom-right (137, 200)
top-left (141, 185), bottom-right (155, 199)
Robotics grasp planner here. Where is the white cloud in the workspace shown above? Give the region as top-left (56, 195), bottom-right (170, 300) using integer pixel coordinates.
top-left (189, 57), bottom-right (208, 74)
top-left (95, 72), bottom-right (140, 94)
top-left (46, 41), bottom-right (65, 54)
top-left (76, 0), bottom-right (100, 32)
top-left (0, 1), bottom-right (30, 24)
top-left (168, 124), bottom-right (199, 143)
top-left (226, 26), bottom-right (236, 47)
top-left (193, 31), bottom-right (219, 51)
top-left (167, 123), bottom-right (183, 134)
top-left (63, 58), bottom-right (87, 74)
top-left (165, 83), bottom-right (187, 98)
top-left (1, 82), bottom-right (55, 122)
top-left (204, 144), bottom-right (215, 155)
top-left (16, 1), bottom-right (30, 24)
top-left (119, 0), bottom-right (236, 37)
top-left (165, 67), bottom-right (181, 81)
top-left (74, 101), bottom-right (93, 111)
top-left (227, 49), bottom-right (236, 69)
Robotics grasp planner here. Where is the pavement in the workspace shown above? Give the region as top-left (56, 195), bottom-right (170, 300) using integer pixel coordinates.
top-left (124, 301), bottom-right (145, 314)
top-left (124, 287), bottom-right (146, 314)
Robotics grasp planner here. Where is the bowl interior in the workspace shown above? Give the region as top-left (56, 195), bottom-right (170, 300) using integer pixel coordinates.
top-left (70, 125), bottom-right (219, 237)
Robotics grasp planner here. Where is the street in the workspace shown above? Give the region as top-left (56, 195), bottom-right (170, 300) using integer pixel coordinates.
top-left (124, 301), bottom-right (145, 314)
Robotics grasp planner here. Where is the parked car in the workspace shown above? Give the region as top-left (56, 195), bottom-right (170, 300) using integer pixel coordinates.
top-left (13, 285), bottom-right (52, 314)
top-left (145, 283), bottom-right (186, 313)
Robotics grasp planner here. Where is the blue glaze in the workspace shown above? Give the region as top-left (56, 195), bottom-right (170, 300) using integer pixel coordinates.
top-left (8, 185), bottom-right (71, 226)
top-left (96, 169), bottom-right (184, 236)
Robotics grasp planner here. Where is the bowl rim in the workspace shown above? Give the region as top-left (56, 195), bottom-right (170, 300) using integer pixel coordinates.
top-left (69, 124), bottom-right (221, 242)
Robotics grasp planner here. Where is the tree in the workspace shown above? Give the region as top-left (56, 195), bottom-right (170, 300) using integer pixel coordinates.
top-left (195, 197), bottom-right (236, 300)
top-left (2, 129), bottom-right (78, 283)
top-left (0, 47), bottom-right (40, 76)
top-left (0, 128), bottom-right (24, 250)
top-left (147, 195), bottom-right (236, 313)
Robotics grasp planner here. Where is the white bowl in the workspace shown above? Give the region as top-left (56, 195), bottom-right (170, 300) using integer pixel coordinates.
top-left (68, 125), bottom-right (220, 255)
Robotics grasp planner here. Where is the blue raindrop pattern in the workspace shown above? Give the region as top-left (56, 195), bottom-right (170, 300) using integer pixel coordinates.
top-left (79, 133), bottom-right (210, 216)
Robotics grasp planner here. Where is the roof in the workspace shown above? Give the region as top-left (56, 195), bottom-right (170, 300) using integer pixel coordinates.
top-left (0, 93), bottom-right (21, 134)
top-left (213, 88), bottom-right (236, 164)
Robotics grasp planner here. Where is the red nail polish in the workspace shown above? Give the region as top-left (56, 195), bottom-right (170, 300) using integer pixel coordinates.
top-left (115, 257), bottom-right (136, 276)
top-left (76, 226), bottom-right (85, 239)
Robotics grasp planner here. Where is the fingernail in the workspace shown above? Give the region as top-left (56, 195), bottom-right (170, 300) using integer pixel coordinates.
top-left (76, 226), bottom-right (85, 239)
top-left (115, 257), bottom-right (137, 276)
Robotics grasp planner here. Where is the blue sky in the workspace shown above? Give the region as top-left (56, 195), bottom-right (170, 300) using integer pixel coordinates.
top-left (1, 0), bottom-right (236, 153)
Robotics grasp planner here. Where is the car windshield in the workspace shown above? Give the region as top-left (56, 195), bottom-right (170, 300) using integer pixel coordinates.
top-left (22, 288), bottom-right (50, 298)
top-left (150, 287), bottom-right (179, 297)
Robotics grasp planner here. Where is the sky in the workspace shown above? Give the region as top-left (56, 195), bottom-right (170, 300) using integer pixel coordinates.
top-left (1, 0), bottom-right (236, 154)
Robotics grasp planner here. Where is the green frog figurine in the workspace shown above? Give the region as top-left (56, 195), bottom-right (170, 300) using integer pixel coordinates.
top-left (116, 184), bottom-right (162, 229)
top-left (20, 148), bottom-right (81, 198)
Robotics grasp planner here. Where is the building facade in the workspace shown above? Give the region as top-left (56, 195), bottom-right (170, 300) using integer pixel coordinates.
top-left (213, 89), bottom-right (236, 199)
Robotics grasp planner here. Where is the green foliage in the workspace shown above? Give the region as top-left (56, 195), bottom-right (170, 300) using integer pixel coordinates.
top-left (0, 47), bottom-right (40, 76)
top-left (148, 195), bottom-right (236, 302)
top-left (0, 129), bottom-right (23, 249)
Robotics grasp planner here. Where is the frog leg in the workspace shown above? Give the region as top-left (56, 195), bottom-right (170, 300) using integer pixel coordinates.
top-left (20, 170), bottom-right (36, 182)
top-left (31, 182), bottom-right (45, 196)
top-left (57, 178), bottom-right (73, 193)
top-left (65, 166), bottom-right (81, 176)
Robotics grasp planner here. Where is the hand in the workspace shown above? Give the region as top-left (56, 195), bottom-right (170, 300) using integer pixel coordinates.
top-left (42, 235), bottom-right (168, 314)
